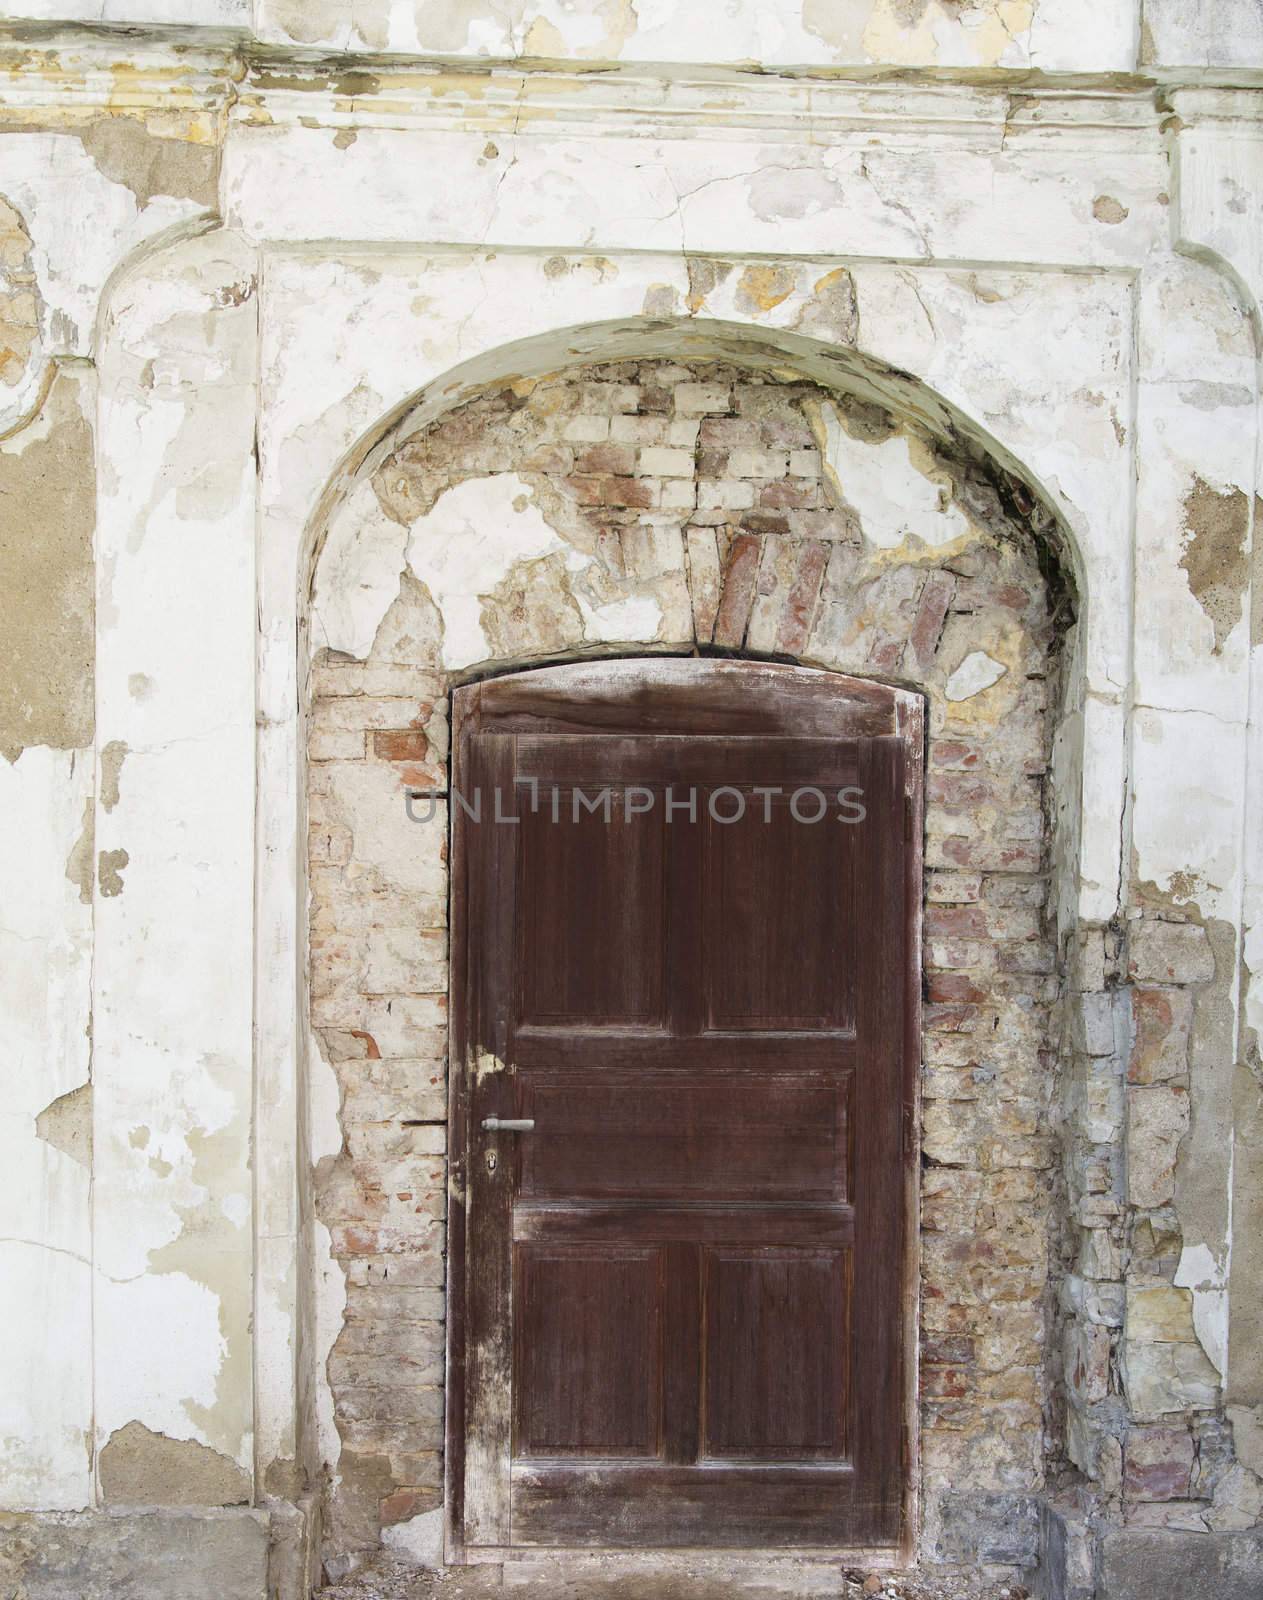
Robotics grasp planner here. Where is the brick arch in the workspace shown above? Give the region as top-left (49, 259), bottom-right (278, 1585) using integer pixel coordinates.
top-left (304, 353), bottom-right (1070, 1572)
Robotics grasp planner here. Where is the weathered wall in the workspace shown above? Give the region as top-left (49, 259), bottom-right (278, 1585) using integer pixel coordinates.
top-left (0, 5), bottom-right (1259, 1597)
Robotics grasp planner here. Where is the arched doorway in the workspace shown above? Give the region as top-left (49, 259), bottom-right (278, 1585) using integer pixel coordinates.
top-left (303, 352), bottom-right (1075, 1571)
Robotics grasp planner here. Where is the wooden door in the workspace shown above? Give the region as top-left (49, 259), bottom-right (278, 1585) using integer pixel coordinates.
top-left (446, 659), bottom-right (921, 1555)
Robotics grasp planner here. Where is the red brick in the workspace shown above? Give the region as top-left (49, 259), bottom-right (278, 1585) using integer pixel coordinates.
top-left (570, 474), bottom-right (656, 508)
top-left (925, 906), bottom-right (988, 938)
top-left (712, 532), bottom-right (763, 648)
top-left (573, 442), bottom-right (636, 475)
top-left (380, 1487), bottom-right (440, 1525)
top-left (931, 739), bottom-right (982, 769)
top-left (774, 539), bottom-right (828, 656)
top-left (927, 973), bottom-right (987, 1004)
top-left (372, 728), bottom-right (429, 762)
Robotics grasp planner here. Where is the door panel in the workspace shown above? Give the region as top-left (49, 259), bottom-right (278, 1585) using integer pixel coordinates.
top-left (703, 801), bottom-right (856, 1031)
top-left (514, 1246), bottom-right (662, 1458)
top-left (448, 660), bottom-right (921, 1556)
top-left (517, 1070), bottom-right (850, 1202)
top-left (518, 798), bottom-right (667, 1027)
top-left (703, 1248), bottom-right (851, 1460)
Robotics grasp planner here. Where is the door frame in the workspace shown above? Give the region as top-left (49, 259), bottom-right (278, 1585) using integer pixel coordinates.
top-left (443, 656), bottom-right (924, 1566)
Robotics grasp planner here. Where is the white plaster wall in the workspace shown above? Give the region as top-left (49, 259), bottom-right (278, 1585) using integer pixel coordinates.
top-left (244, 0), bottom-right (1139, 71)
top-left (92, 226), bottom-right (259, 1478)
top-left (0, 746), bottom-right (93, 1510)
top-left (224, 82), bottom-right (1168, 272)
top-left (0, 1), bottom-right (246, 22)
top-left (1169, 93), bottom-right (1263, 1408)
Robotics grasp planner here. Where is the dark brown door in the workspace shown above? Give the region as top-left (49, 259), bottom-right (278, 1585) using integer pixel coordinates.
top-left (446, 660), bottom-right (921, 1554)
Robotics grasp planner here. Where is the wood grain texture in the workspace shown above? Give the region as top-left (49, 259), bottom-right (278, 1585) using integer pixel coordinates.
top-left (447, 660), bottom-right (921, 1555)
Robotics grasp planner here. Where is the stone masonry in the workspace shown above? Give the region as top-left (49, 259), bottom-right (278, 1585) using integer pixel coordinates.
top-left (307, 359), bottom-right (1065, 1572)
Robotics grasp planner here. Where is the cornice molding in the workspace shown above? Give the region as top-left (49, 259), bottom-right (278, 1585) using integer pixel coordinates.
top-left (0, 37), bottom-right (1180, 152)
top-left (232, 66), bottom-right (1169, 150)
top-left (0, 31), bottom-right (1258, 149)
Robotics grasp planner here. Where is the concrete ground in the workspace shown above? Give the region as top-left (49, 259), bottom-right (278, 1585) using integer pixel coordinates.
top-left (318, 1555), bottom-right (1029, 1600)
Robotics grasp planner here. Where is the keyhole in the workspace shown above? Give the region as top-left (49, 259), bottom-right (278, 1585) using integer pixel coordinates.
top-left (485, 1149), bottom-right (498, 1174)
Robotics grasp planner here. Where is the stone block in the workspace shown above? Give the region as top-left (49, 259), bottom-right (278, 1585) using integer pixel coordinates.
top-left (0, 1509), bottom-right (270, 1600)
top-left (1127, 1283), bottom-right (1197, 1344)
top-left (1208, 1465), bottom-right (1263, 1532)
top-left (1128, 985), bottom-right (1194, 1083)
top-left (637, 445), bottom-right (693, 477)
top-left (1065, 1319), bottom-right (1112, 1405)
top-left (1127, 1085), bottom-right (1189, 1207)
top-left (727, 446), bottom-right (789, 478)
top-left (1195, 1414), bottom-right (1239, 1496)
top-left (1083, 1064), bottom-right (1125, 1143)
top-left (674, 381), bottom-right (731, 414)
top-left (1030, 1499), bottom-right (1097, 1600)
top-left (1099, 1527), bottom-right (1263, 1600)
top-left (1124, 1425), bottom-right (1195, 1500)
top-left (1124, 1501), bottom-right (1209, 1531)
top-left (1062, 1274), bottom-right (1125, 1326)
top-left (1122, 1337), bottom-right (1220, 1419)
top-left (562, 414), bottom-right (609, 443)
top-left (1075, 989), bottom-right (1122, 1057)
top-left (934, 1491), bottom-right (1041, 1564)
top-left (1128, 919), bottom-right (1214, 985)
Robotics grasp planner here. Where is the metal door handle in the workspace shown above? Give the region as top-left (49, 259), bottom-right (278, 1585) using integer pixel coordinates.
top-left (481, 1117), bottom-right (535, 1132)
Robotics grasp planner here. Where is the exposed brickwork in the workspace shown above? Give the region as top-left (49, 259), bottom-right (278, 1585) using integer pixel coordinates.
top-left (308, 360), bottom-right (1063, 1565)
top-left (1056, 904), bottom-right (1249, 1541)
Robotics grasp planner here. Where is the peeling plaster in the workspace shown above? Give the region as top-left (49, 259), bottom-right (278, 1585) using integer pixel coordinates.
top-left (807, 398), bottom-right (974, 554)
top-left (63, 796), bottom-right (94, 905)
top-left (35, 1083), bottom-right (92, 1170)
top-left (0, 193), bottom-right (43, 412)
top-left (1175, 1241), bottom-right (1230, 1377)
top-left (1178, 476), bottom-right (1251, 655)
top-left (76, 118), bottom-right (218, 212)
top-left (97, 847), bottom-right (129, 897)
top-left (946, 649), bottom-right (1007, 702)
top-left (0, 366), bottom-right (94, 764)
top-left (100, 739), bottom-right (126, 814)
top-left (99, 1421), bottom-right (250, 1507)
top-left (403, 474), bottom-right (567, 670)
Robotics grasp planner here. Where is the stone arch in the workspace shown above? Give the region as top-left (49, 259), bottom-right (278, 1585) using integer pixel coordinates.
top-left (300, 333), bottom-right (1084, 1572)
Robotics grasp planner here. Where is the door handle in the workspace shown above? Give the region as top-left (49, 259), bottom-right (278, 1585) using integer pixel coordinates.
top-left (481, 1117), bottom-right (535, 1132)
